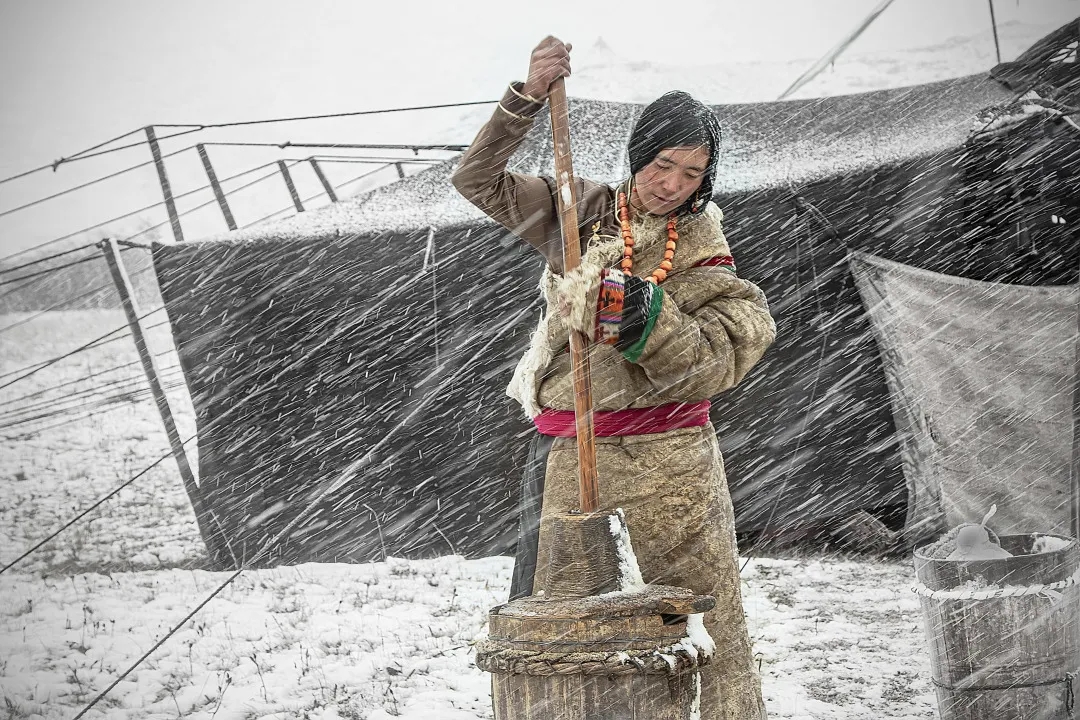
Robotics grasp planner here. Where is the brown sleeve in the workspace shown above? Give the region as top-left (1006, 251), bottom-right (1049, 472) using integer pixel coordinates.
top-left (451, 82), bottom-right (602, 271)
top-left (630, 266), bottom-right (777, 399)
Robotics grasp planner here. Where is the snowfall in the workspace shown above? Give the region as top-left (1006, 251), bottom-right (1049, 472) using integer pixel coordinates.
top-left (0, 16), bottom-right (1073, 720)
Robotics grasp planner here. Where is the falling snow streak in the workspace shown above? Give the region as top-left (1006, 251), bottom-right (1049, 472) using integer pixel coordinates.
top-left (154, 227), bottom-right (541, 567)
top-left (151, 26), bottom-right (1080, 562)
top-left (200, 71), bottom-right (1023, 244)
top-left (851, 251), bottom-right (1077, 537)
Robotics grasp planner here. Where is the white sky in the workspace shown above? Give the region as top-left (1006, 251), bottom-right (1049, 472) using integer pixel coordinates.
top-left (0, 0), bottom-right (1076, 256)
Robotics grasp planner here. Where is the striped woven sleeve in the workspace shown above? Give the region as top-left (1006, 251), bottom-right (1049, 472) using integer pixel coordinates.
top-left (594, 269), bottom-right (665, 360)
top-left (595, 269), bottom-right (627, 345)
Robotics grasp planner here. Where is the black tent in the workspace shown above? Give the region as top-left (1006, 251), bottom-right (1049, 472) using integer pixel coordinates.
top-left (152, 19), bottom-right (1080, 569)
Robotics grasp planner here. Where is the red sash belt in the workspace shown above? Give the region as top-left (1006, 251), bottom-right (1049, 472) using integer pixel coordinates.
top-left (532, 400), bottom-right (711, 437)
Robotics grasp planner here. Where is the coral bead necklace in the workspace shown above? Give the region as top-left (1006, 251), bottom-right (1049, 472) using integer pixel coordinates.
top-left (617, 190), bottom-right (678, 284)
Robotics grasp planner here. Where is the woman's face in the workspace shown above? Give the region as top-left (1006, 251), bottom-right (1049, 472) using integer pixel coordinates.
top-left (632, 145), bottom-right (710, 216)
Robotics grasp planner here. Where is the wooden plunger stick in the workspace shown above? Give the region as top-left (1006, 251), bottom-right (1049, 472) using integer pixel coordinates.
top-left (548, 78), bottom-right (600, 514)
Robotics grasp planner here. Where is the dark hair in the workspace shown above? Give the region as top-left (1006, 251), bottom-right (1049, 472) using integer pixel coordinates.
top-left (627, 91), bottom-right (722, 215)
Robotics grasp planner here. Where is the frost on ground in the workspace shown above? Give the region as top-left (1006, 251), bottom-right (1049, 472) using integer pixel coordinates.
top-left (1, 312), bottom-right (937, 720)
top-left (1, 557), bottom-right (934, 720)
top-left (1, 558), bottom-right (507, 720)
top-left (0, 310), bottom-right (205, 575)
top-left (3, 17), bottom-right (1072, 716)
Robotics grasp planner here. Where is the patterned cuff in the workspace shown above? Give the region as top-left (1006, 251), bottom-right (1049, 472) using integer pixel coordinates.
top-left (596, 269), bottom-right (627, 345)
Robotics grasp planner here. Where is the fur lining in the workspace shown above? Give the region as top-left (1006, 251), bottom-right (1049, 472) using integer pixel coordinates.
top-left (506, 202), bottom-right (726, 418)
top-left (556, 260), bottom-right (605, 340)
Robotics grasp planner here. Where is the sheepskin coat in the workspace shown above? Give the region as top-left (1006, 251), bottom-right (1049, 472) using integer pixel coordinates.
top-left (453, 82), bottom-right (776, 720)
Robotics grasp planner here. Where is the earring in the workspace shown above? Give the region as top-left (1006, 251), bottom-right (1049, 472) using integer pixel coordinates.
top-left (691, 193), bottom-right (704, 212)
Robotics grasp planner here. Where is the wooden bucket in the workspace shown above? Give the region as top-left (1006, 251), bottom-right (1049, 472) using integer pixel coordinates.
top-left (475, 587), bottom-right (712, 720)
top-left (913, 533), bottom-right (1080, 719)
top-left (475, 585), bottom-right (715, 720)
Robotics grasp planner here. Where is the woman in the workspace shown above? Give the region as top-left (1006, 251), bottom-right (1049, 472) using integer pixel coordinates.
top-left (453, 36), bottom-right (775, 720)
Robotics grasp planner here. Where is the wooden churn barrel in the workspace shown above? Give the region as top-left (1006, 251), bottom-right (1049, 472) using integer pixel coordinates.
top-left (913, 533), bottom-right (1080, 719)
top-left (475, 512), bottom-right (716, 719)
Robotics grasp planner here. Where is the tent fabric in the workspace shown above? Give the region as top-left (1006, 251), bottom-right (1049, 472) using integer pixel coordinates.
top-left (152, 23), bottom-right (1080, 567)
top-left (153, 226), bottom-right (543, 568)
top-left (202, 73), bottom-right (1016, 242)
top-left (991, 18), bottom-right (1079, 104)
top-left (850, 250), bottom-right (1075, 539)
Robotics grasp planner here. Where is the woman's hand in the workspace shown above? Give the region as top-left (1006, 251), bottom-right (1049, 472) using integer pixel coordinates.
top-left (522, 36), bottom-right (572, 101)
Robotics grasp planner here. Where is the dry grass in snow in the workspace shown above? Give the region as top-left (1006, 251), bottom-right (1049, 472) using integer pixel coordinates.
top-left (1, 557), bottom-right (935, 719)
top-left (1, 309), bottom-right (937, 719)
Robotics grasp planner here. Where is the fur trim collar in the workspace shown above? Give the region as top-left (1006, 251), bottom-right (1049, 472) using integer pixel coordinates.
top-left (506, 201), bottom-right (727, 418)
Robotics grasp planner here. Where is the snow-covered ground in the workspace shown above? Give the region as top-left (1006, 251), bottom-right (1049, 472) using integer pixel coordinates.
top-left (3, 13), bottom-right (1074, 719)
top-left (0, 310), bottom-right (937, 718)
top-left (1, 557), bottom-right (933, 719)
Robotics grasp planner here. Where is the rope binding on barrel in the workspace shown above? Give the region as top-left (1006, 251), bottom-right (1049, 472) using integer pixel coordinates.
top-left (473, 642), bottom-right (709, 677)
top-left (911, 562), bottom-right (1080, 601)
top-left (929, 672), bottom-right (1075, 714)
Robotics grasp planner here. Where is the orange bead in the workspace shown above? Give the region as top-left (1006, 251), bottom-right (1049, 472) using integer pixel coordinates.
top-left (621, 259), bottom-right (633, 270)
top-left (652, 269), bottom-right (668, 282)
top-left (624, 239), bottom-right (635, 248)
top-left (668, 231), bottom-right (679, 240)
top-left (660, 260), bottom-right (673, 271)
top-left (665, 240), bottom-right (677, 251)
top-left (663, 251), bottom-right (675, 261)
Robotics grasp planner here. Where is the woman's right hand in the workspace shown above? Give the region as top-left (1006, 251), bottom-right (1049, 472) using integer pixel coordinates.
top-left (522, 36), bottom-right (572, 101)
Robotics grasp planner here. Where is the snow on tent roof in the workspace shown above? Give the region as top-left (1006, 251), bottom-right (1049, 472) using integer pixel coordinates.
top-left (150, 20), bottom-right (1080, 566)
top-left (200, 71), bottom-right (1015, 244)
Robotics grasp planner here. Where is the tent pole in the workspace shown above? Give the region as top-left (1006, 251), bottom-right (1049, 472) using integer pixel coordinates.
top-left (97, 238), bottom-right (218, 555)
top-left (987, 0), bottom-right (1002, 64)
top-left (197, 144), bottom-right (237, 231)
top-left (309, 158), bottom-right (339, 202)
top-left (277, 161), bottom-right (305, 213)
top-left (778, 0), bottom-right (896, 100)
top-left (145, 126), bottom-right (185, 243)
top-left (1072, 255), bottom-right (1080, 539)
